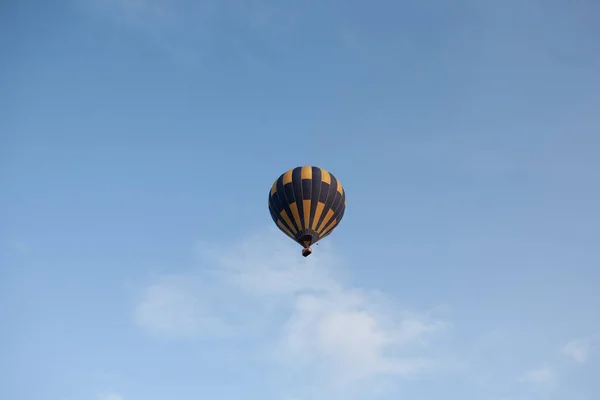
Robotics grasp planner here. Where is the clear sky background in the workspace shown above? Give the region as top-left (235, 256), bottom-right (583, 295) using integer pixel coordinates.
top-left (1, 1), bottom-right (599, 399)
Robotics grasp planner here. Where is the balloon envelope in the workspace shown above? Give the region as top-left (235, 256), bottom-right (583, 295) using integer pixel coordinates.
top-left (268, 166), bottom-right (346, 254)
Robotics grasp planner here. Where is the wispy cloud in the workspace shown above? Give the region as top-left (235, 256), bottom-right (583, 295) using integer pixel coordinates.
top-left (277, 287), bottom-right (446, 389)
top-left (84, 0), bottom-right (214, 66)
top-left (521, 365), bottom-right (556, 384)
top-left (131, 228), bottom-right (598, 399)
top-left (562, 334), bottom-right (599, 363)
top-left (134, 276), bottom-right (230, 338)
top-left (100, 393), bottom-right (123, 400)
top-left (133, 228), bottom-right (450, 397)
top-left (84, 0), bottom-right (304, 67)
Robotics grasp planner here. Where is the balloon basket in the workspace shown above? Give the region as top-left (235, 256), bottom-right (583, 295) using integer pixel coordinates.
top-left (302, 247), bottom-right (312, 257)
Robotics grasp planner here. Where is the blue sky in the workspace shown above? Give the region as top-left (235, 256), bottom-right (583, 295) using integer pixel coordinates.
top-left (1, 0), bottom-right (599, 399)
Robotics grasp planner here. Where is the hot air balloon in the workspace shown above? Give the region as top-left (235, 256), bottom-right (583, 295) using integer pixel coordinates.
top-left (268, 166), bottom-right (346, 257)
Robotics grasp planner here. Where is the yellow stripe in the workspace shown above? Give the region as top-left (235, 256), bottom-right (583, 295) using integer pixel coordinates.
top-left (301, 166), bottom-right (312, 179)
top-left (270, 181), bottom-right (277, 195)
top-left (283, 169), bottom-right (293, 184)
top-left (279, 210), bottom-right (297, 234)
top-left (312, 202), bottom-right (325, 230)
top-left (320, 218), bottom-right (337, 237)
top-left (277, 220), bottom-right (294, 238)
top-left (317, 209), bottom-right (335, 233)
top-left (320, 169), bottom-right (331, 184)
top-left (289, 202), bottom-right (302, 232)
top-left (303, 199), bottom-right (311, 230)
top-left (336, 180), bottom-right (343, 194)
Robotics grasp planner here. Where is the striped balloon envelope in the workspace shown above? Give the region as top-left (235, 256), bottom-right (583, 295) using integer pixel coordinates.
top-left (268, 166), bottom-right (346, 257)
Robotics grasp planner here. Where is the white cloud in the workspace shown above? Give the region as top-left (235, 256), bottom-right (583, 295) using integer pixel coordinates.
top-left (562, 334), bottom-right (599, 363)
top-left (521, 365), bottom-right (556, 384)
top-left (134, 276), bottom-right (229, 337)
top-left (278, 289), bottom-right (445, 388)
top-left (134, 228), bottom-right (450, 396)
top-left (101, 394), bottom-right (123, 400)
